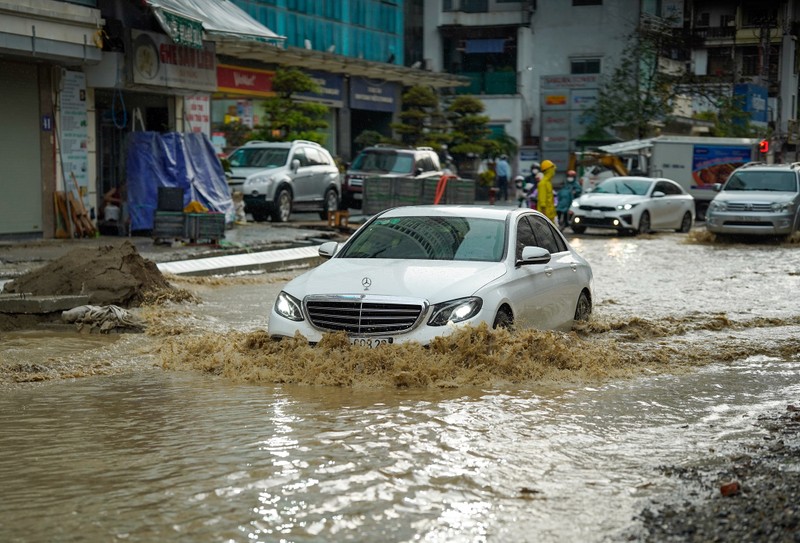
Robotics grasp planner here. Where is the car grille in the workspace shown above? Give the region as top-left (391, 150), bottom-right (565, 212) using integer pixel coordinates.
top-left (725, 202), bottom-right (774, 212)
top-left (578, 217), bottom-right (618, 227)
top-left (578, 204), bottom-right (616, 212)
top-left (304, 295), bottom-right (426, 335)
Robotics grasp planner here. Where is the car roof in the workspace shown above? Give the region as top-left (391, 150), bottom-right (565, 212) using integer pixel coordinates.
top-left (602, 176), bottom-right (657, 183)
top-left (375, 205), bottom-right (544, 221)
top-left (242, 140), bottom-right (321, 148)
top-left (733, 162), bottom-right (800, 172)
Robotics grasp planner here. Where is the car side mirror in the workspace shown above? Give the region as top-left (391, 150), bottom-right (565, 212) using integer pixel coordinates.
top-left (713, 183), bottom-right (722, 192)
top-left (516, 246), bottom-right (551, 267)
top-left (652, 190), bottom-right (665, 198)
top-left (318, 241), bottom-right (339, 259)
top-left (292, 158), bottom-right (301, 171)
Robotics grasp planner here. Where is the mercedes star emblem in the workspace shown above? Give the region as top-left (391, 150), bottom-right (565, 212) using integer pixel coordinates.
top-left (361, 277), bottom-right (372, 290)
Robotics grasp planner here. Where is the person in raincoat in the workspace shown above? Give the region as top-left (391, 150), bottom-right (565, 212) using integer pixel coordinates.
top-left (537, 159), bottom-right (557, 222)
top-left (556, 169), bottom-right (582, 228)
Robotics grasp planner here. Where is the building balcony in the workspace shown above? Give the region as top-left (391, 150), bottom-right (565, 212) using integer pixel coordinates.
top-left (455, 71), bottom-right (517, 95)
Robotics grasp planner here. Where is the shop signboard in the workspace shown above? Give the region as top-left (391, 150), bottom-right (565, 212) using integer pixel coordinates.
top-left (131, 30), bottom-right (216, 92)
top-left (296, 71), bottom-right (344, 108)
top-left (216, 64), bottom-right (275, 97)
top-left (350, 77), bottom-right (400, 112)
top-left (185, 95), bottom-right (210, 135)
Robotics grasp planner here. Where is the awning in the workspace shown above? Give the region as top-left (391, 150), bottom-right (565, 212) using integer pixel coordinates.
top-left (465, 39), bottom-right (505, 54)
top-left (146, 0), bottom-right (285, 48)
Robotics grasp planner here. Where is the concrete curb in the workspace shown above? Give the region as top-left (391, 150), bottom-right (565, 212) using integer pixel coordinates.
top-left (156, 244), bottom-right (324, 276)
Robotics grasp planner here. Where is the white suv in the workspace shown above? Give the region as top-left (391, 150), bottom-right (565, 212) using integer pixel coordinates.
top-left (706, 162), bottom-right (800, 238)
top-left (227, 140), bottom-right (341, 222)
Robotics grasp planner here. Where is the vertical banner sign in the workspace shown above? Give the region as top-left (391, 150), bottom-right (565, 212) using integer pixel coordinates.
top-left (186, 95), bottom-right (210, 135)
top-left (59, 70), bottom-right (89, 203)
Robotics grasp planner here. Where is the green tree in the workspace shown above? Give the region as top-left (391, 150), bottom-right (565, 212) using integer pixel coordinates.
top-left (446, 95), bottom-right (494, 173)
top-left (584, 28), bottom-right (675, 140)
top-left (253, 67), bottom-right (329, 144)
top-left (693, 95), bottom-right (760, 138)
top-left (391, 85), bottom-right (449, 151)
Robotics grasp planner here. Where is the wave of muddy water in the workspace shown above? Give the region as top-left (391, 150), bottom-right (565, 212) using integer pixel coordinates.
top-left (1, 232), bottom-right (799, 541)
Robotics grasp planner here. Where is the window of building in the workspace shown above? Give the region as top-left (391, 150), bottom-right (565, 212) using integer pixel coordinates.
top-left (570, 58), bottom-right (601, 74)
top-left (572, 0), bottom-right (602, 5)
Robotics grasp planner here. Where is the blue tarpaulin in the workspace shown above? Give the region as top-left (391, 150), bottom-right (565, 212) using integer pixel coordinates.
top-left (126, 132), bottom-right (234, 232)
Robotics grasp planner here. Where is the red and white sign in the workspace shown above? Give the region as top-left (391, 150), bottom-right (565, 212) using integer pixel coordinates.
top-left (217, 64), bottom-right (275, 97)
top-left (185, 95), bottom-right (210, 135)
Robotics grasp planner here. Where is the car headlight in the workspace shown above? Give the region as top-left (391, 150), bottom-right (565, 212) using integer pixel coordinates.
top-left (571, 200), bottom-right (581, 208)
top-left (708, 201), bottom-right (727, 212)
top-left (274, 291), bottom-right (304, 321)
top-left (245, 175), bottom-right (274, 189)
top-left (771, 202), bottom-right (792, 212)
top-left (428, 297), bottom-right (483, 326)
top-left (616, 203), bottom-right (638, 211)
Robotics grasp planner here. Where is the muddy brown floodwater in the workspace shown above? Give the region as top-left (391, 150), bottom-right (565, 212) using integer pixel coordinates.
top-left (0, 231), bottom-right (799, 542)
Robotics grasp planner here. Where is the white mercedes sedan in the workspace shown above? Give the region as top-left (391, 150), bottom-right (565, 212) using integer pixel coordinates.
top-left (268, 205), bottom-right (594, 347)
top-left (569, 176), bottom-right (695, 235)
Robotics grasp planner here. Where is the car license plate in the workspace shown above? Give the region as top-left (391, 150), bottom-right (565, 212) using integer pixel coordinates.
top-left (354, 193), bottom-right (363, 200)
top-left (350, 337), bottom-right (393, 348)
top-left (735, 215), bottom-right (756, 222)
top-left (590, 210), bottom-right (603, 218)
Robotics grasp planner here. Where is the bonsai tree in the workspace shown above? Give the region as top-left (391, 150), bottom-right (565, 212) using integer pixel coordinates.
top-left (253, 67), bottom-right (330, 144)
top-left (446, 95), bottom-right (494, 175)
top-left (391, 85), bottom-right (450, 152)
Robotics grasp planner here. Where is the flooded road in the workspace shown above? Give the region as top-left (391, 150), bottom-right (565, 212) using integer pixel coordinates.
top-left (1, 231), bottom-right (799, 542)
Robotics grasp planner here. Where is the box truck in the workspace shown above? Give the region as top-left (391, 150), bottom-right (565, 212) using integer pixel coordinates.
top-left (587, 136), bottom-right (762, 219)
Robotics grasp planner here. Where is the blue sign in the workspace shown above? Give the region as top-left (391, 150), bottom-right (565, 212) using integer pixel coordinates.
top-left (41, 114), bottom-right (53, 131)
top-left (349, 77), bottom-right (400, 113)
top-left (734, 83), bottom-right (768, 125)
top-left (296, 71), bottom-right (344, 108)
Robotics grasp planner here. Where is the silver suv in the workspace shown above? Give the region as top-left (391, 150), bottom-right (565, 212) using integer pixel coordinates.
top-left (227, 140), bottom-right (341, 222)
top-left (706, 162), bottom-right (800, 238)
top-left (341, 145), bottom-right (443, 210)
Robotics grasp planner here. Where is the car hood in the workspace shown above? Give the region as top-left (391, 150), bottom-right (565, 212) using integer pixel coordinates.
top-left (284, 259), bottom-right (508, 302)
top-left (714, 190), bottom-right (798, 204)
top-left (576, 192), bottom-right (645, 207)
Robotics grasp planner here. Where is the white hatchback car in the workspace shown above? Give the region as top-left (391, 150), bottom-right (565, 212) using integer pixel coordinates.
top-left (268, 205), bottom-right (593, 347)
top-left (569, 176), bottom-right (695, 235)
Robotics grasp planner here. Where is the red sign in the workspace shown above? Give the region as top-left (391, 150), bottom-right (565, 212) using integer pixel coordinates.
top-left (217, 65), bottom-right (275, 97)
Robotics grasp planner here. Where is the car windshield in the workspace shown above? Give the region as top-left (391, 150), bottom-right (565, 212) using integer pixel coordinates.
top-left (592, 178), bottom-right (652, 195)
top-left (723, 171), bottom-right (799, 192)
top-left (228, 148), bottom-right (289, 169)
top-left (351, 151), bottom-right (415, 174)
top-left (338, 216), bottom-right (506, 261)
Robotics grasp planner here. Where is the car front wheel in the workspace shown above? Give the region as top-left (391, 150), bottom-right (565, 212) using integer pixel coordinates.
top-left (319, 187), bottom-right (339, 220)
top-left (573, 291), bottom-right (592, 321)
top-left (271, 188), bottom-right (292, 222)
top-left (677, 211), bottom-right (692, 233)
top-left (637, 211), bottom-right (651, 235)
top-left (493, 307), bottom-right (514, 330)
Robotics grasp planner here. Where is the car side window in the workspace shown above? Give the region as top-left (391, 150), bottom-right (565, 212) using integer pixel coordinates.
top-left (305, 148), bottom-right (323, 166)
top-left (293, 148), bottom-right (309, 167)
top-left (516, 217), bottom-right (538, 260)
top-left (317, 150), bottom-right (332, 166)
top-left (529, 216), bottom-right (562, 254)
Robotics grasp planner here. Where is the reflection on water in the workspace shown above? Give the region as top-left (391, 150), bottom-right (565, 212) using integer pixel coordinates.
top-left (0, 360), bottom-right (798, 543)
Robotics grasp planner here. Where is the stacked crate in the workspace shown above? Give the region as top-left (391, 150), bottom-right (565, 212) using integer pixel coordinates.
top-left (185, 212), bottom-right (225, 244)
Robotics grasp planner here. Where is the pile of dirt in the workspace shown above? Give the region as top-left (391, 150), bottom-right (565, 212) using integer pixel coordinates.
top-left (3, 241), bottom-right (177, 307)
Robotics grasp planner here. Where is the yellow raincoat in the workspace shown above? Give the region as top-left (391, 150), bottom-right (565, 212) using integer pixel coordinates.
top-left (537, 160), bottom-right (556, 221)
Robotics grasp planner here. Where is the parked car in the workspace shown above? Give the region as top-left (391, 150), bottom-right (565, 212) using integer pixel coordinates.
top-left (341, 145), bottom-right (443, 210)
top-left (268, 205), bottom-right (593, 346)
top-left (569, 176), bottom-right (695, 235)
top-left (705, 162), bottom-right (800, 238)
top-left (226, 140), bottom-right (340, 222)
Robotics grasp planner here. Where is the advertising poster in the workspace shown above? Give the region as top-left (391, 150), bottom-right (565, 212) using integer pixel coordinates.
top-left (691, 145), bottom-right (753, 188)
top-left (59, 70), bottom-right (89, 200)
top-left (131, 30), bottom-right (216, 92)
